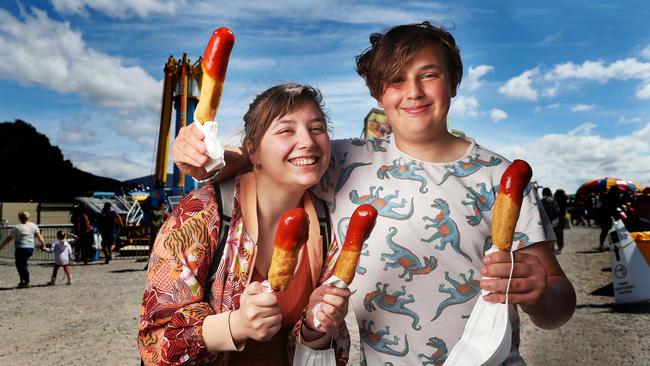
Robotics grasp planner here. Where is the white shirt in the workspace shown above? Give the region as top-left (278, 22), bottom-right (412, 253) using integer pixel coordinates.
top-left (312, 134), bottom-right (553, 365)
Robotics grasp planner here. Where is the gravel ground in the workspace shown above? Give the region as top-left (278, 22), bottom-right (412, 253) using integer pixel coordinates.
top-left (0, 225), bottom-right (648, 365)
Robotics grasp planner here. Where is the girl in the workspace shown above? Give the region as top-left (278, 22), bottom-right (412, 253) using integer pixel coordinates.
top-left (43, 230), bottom-right (73, 285)
top-left (138, 83), bottom-right (350, 365)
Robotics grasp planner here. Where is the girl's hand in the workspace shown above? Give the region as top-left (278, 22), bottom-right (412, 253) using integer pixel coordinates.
top-left (304, 285), bottom-right (351, 334)
top-left (230, 281), bottom-right (282, 343)
top-left (479, 251), bottom-right (548, 311)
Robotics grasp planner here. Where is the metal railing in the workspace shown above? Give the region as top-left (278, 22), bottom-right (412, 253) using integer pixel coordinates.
top-left (0, 224), bottom-right (152, 261)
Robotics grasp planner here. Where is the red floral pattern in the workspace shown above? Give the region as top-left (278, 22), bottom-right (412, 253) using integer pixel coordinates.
top-left (138, 177), bottom-right (350, 365)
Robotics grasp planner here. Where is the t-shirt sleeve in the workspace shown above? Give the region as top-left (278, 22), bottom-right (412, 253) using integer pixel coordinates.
top-left (513, 185), bottom-right (556, 250)
top-left (310, 139), bottom-right (353, 205)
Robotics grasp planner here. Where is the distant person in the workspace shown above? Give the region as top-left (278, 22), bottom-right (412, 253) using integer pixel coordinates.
top-left (631, 187), bottom-right (650, 231)
top-left (541, 187), bottom-right (560, 227)
top-left (42, 230), bottom-right (73, 285)
top-left (98, 202), bottom-right (123, 264)
top-left (573, 195), bottom-right (587, 226)
top-left (598, 186), bottom-right (621, 251)
top-left (0, 210), bottom-right (45, 288)
top-left (71, 203), bottom-right (94, 264)
top-left (554, 189), bottom-right (568, 254)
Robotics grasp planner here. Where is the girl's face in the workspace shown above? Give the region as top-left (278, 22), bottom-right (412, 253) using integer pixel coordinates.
top-left (378, 45), bottom-right (456, 145)
top-left (252, 101), bottom-right (331, 191)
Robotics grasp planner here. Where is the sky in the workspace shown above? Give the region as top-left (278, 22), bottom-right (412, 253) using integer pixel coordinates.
top-left (1, 0), bottom-right (649, 194)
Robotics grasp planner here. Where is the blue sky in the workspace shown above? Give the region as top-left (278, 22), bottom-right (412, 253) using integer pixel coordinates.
top-left (1, 0), bottom-right (649, 193)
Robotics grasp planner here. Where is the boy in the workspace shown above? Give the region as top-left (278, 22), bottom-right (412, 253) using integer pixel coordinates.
top-left (172, 22), bottom-right (575, 365)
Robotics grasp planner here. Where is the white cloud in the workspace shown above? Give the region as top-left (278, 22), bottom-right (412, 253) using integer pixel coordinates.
top-left (193, 1), bottom-right (437, 26)
top-left (496, 122), bottom-right (650, 193)
top-left (498, 68), bottom-right (540, 101)
top-left (465, 65), bottom-right (494, 91)
top-left (66, 150), bottom-right (151, 180)
top-left (617, 116), bottom-right (646, 125)
top-left (543, 86), bottom-right (558, 98)
top-left (541, 32), bottom-right (562, 45)
top-left (489, 109), bottom-right (508, 122)
top-left (51, 0), bottom-right (186, 18)
top-left (643, 44), bottom-right (650, 59)
top-left (450, 95), bottom-right (479, 117)
top-left (113, 116), bottom-right (158, 148)
top-left (544, 58), bottom-right (650, 99)
top-left (571, 104), bottom-right (595, 112)
top-left (637, 82), bottom-right (650, 99)
top-left (545, 58), bottom-right (650, 81)
top-left (547, 103), bottom-right (560, 109)
top-left (0, 8), bottom-right (161, 112)
top-left (58, 116), bottom-right (97, 145)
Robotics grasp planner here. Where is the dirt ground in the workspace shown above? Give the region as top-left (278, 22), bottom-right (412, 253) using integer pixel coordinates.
top-left (0, 226), bottom-right (648, 365)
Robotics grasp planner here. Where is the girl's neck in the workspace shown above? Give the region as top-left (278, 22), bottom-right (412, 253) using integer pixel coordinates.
top-left (254, 172), bottom-right (305, 229)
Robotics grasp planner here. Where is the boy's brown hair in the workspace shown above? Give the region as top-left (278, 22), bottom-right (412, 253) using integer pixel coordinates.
top-left (56, 230), bottom-right (66, 240)
top-left (242, 83), bottom-right (330, 156)
top-left (355, 21), bottom-right (463, 100)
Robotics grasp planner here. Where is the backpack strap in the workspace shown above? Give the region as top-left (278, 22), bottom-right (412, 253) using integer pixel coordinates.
top-left (312, 196), bottom-right (331, 259)
top-left (204, 177), bottom-right (235, 302)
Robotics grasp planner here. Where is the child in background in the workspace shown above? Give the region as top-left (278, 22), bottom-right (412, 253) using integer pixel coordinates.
top-left (43, 230), bottom-right (73, 285)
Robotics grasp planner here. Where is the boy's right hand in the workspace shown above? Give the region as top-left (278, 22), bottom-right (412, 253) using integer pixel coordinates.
top-left (172, 124), bottom-right (212, 180)
top-left (230, 281), bottom-right (282, 343)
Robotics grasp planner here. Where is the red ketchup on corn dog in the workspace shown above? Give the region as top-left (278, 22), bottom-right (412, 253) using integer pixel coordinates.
top-left (195, 27), bottom-right (235, 125)
top-left (267, 208), bottom-right (310, 292)
top-left (333, 204), bottom-right (378, 285)
top-left (491, 159), bottom-right (533, 251)
top-left (194, 27), bottom-right (235, 173)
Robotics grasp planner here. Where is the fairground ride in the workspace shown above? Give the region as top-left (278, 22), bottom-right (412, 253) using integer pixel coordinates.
top-left (77, 53), bottom-right (208, 253)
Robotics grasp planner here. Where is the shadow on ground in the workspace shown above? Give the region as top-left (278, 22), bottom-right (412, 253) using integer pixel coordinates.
top-left (578, 282), bottom-right (650, 314)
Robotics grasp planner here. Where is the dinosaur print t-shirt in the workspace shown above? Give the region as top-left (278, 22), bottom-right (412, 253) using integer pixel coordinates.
top-left (312, 134), bottom-right (553, 366)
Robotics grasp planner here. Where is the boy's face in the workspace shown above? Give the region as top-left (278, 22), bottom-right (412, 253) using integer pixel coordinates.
top-left (378, 45), bottom-right (456, 144)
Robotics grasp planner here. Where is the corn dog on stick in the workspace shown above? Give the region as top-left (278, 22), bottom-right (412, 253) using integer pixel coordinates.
top-left (195, 27), bottom-right (235, 124)
top-left (492, 160), bottom-right (533, 251)
top-left (333, 204), bottom-right (378, 284)
top-left (268, 208), bottom-right (310, 292)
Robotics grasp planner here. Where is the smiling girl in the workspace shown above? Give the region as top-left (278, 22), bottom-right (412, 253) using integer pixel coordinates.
top-left (138, 83), bottom-right (351, 365)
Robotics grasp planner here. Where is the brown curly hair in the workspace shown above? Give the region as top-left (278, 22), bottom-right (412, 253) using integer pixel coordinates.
top-left (355, 21), bottom-right (463, 100)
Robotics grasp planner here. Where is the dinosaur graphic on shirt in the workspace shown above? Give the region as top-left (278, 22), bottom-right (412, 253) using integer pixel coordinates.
top-left (422, 198), bottom-right (472, 261)
top-left (438, 153), bottom-right (502, 185)
top-left (364, 282), bottom-right (421, 330)
top-left (359, 319), bottom-right (409, 357)
top-left (462, 182), bottom-right (497, 226)
top-left (352, 137), bottom-right (389, 152)
top-left (418, 336), bottom-right (448, 366)
top-left (338, 217), bottom-right (369, 275)
top-left (381, 227), bottom-right (437, 281)
top-left (350, 186), bottom-right (414, 220)
top-left (377, 158), bottom-right (429, 193)
top-left (431, 270), bottom-right (481, 321)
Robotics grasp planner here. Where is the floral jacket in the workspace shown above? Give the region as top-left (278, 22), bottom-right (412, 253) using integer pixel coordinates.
top-left (138, 173), bottom-right (350, 365)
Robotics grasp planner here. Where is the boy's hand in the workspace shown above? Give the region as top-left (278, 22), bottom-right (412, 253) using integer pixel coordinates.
top-left (172, 123), bottom-right (212, 180)
top-left (479, 251), bottom-right (547, 309)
